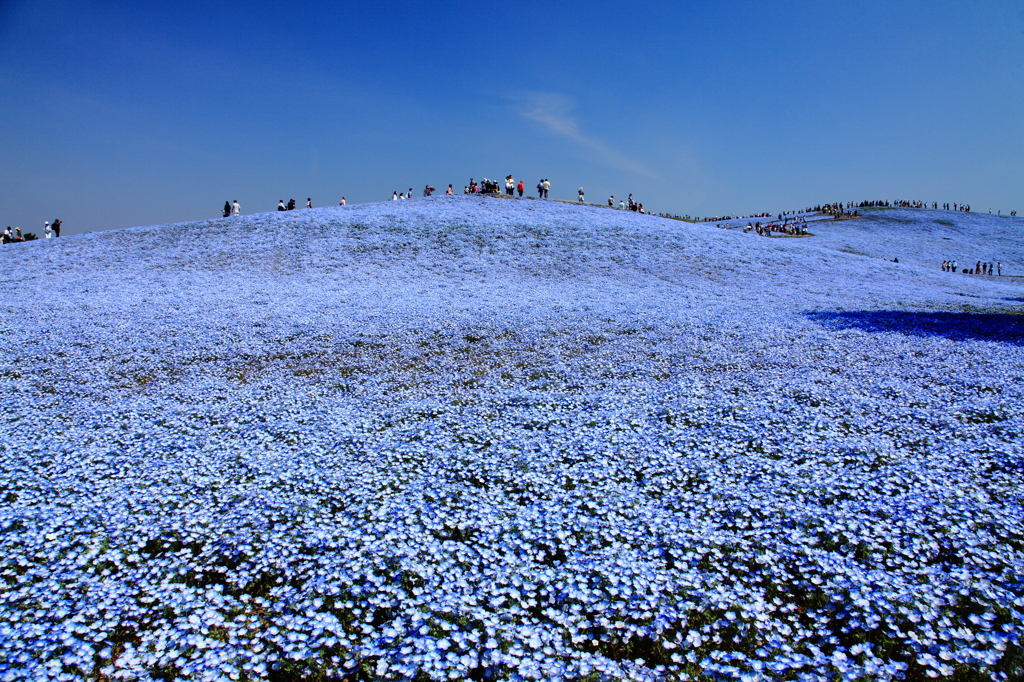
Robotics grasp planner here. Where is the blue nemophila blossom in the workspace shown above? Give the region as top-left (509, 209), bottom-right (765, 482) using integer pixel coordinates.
top-left (0, 197), bottom-right (1022, 680)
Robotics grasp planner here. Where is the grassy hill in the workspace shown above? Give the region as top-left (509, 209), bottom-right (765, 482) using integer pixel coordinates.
top-left (1, 197), bottom-right (1022, 681)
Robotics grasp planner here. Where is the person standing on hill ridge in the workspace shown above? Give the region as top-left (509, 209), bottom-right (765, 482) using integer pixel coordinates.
top-left (52, 219), bottom-right (61, 237)
top-left (278, 200), bottom-right (286, 211)
top-left (517, 180), bottom-right (524, 197)
top-left (306, 198), bottom-right (312, 209)
top-left (44, 221), bottom-right (51, 239)
top-left (578, 187), bottom-right (585, 203)
top-left (232, 200), bottom-right (240, 216)
top-left (223, 201), bottom-right (231, 217)
top-left (542, 179), bottom-right (550, 199)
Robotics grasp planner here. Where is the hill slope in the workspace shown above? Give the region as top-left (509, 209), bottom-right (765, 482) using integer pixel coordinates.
top-left (1, 197), bottom-right (1022, 681)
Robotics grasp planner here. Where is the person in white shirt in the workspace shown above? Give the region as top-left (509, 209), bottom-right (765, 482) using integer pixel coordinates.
top-left (44, 221), bottom-right (52, 238)
top-left (232, 201), bottom-right (240, 216)
top-left (392, 192), bottom-right (398, 201)
top-left (306, 198), bottom-right (312, 209)
top-left (340, 197), bottom-right (346, 206)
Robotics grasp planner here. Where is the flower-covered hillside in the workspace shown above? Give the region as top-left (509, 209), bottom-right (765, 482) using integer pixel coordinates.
top-left (802, 208), bottom-right (1023, 275)
top-left (1, 196), bottom-right (1022, 681)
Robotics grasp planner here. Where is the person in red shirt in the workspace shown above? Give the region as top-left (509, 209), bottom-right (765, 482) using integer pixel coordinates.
top-left (517, 180), bottom-right (524, 197)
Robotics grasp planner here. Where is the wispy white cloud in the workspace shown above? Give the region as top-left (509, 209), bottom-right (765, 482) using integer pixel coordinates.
top-left (512, 93), bottom-right (659, 180)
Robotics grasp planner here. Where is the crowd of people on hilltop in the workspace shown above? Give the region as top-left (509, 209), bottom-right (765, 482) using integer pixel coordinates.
top-left (820, 203), bottom-right (859, 217)
top-left (225, 188), bottom-right (1013, 226)
top-left (14, 185), bottom-right (1016, 245)
top-left (743, 217), bottom-right (809, 237)
top-left (2, 219), bottom-right (60, 244)
top-left (839, 199), bottom-right (977, 212)
top-left (218, 186), bottom-right (1000, 225)
top-left (942, 260), bottom-right (1002, 276)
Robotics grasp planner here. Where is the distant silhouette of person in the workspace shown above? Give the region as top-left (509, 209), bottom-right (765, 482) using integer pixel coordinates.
top-left (446, 184), bottom-right (453, 195)
top-left (340, 197), bottom-right (346, 205)
top-left (306, 198), bottom-right (312, 209)
top-left (223, 201), bottom-right (231, 217)
top-left (517, 180), bottom-right (524, 197)
top-left (52, 219), bottom-right (61, 237)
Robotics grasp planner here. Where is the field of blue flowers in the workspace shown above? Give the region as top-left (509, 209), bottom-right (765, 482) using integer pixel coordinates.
top-left (1, 196), bottom-right (1022, 681)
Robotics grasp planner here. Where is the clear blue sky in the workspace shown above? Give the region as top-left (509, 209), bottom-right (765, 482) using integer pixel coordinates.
top-left (2, 0), bottom-right (1022, 235)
